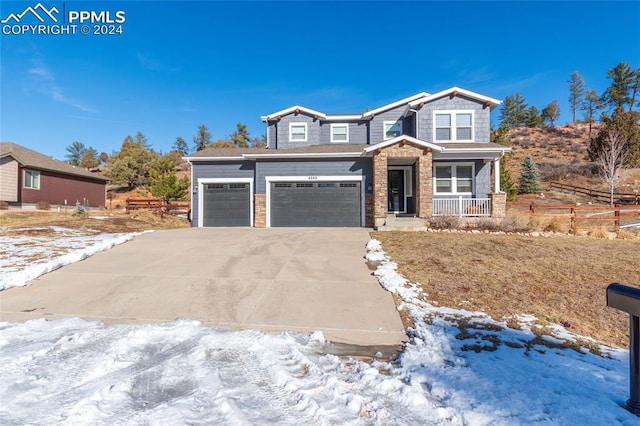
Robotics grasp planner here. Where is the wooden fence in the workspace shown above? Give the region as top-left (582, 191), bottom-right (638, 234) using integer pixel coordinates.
top-left (126, 198), bottom-right (191, 221)
top-left (549, 182), bottom-right (639, 205)
top-left (507, 201), bottom-right (640, 230)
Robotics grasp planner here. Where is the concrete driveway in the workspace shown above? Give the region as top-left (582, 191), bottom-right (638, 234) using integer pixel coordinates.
top-left (0, 228), bottom-right (406, 346)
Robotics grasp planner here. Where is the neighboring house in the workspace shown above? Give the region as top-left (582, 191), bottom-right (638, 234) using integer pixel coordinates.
top-left (0, 142), bottom-right (109, 208)
top-left (186, 87), bottom-right (511, 228)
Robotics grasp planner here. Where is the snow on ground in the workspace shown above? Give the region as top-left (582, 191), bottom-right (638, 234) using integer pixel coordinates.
top-left (0, 231), bottom-right (637, 424)
top-left (0, 226), bottom-right (148, 291)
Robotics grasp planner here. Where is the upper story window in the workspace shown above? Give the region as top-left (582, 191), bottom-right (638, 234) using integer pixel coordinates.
top-left (434, 110), bottom-right (474, 142)
top-left (24, 169), bottom-right (40, 190)
top-left (289, 122), bottom-right (308, 142)
top-left (330, 124), bottom-right (349, 143)
top-left (383, 120), bottom-right (402, 140)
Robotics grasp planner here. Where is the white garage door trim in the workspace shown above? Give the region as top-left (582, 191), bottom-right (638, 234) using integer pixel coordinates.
top-left (265, 175), bottom-right (364, 228)
top-left (198, 177), bottom-right (254, 227)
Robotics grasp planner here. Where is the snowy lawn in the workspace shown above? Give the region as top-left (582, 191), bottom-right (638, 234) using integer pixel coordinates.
top-left (0, 230), bottom-right (637, 424)
top-left (0, 226), bottom-right (148, 291)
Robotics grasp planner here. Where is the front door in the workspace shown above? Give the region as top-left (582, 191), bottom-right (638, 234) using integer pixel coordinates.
top-left (387, 170), bottom-right (405, 213)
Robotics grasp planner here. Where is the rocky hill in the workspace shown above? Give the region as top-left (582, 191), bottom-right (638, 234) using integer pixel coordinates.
top-left (504, 123), bottom-right (639, 193)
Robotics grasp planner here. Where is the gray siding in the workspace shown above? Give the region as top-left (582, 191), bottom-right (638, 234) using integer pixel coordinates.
top-left (274, 113), bottom-right (320, 149)
top-left (432, 160), bottom-right (490, 199)
top-left (475, 160), bottom-right (491, 197)
top-left (191, 161), bottom-right (255, 227)
top-left (369, 105), bottom-right (409, 143)
top-left (318, 121), bottom-right (368, 145)
top-left (417, 95), bottom-right (491, 143)
top-left (267, 125), bottom-right (277, 149)
top-left (255, 158), bottom-right (373, 194)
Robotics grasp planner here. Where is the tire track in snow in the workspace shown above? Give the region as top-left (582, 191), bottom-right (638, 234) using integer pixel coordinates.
top-left (210, 344), bottom-right (308, 425)
top-left (6, 331), bottom-right (207, 424)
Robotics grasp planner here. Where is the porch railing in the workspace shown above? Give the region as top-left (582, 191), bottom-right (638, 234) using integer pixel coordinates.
top-left (432, 197), bottom-right (492, 217)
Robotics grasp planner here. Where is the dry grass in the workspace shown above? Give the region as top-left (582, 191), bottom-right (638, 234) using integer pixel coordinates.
top-left (0, 209), bottom-right (190, 233)
top-left (371, 231), bottom-right (640, 348)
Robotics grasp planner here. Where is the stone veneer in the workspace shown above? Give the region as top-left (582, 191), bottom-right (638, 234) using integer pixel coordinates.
top-left (254, 194), bottom-right (266, 227)
top-left (490, 192), bottom-right (506, 219)
top-left (372, 141), bottom-right (433, 229)
top-left (365, 193), bottom-right (374, 228)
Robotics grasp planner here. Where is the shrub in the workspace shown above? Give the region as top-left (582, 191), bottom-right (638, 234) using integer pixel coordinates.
top-left (0, 201), bottom-right (9, 210)
top-left (72, 203), bottom-right (87, 217)
top-left (502, 213), bottom-right (532, 232)
top-left (36, 201), bottom-right (50, 210)
top-left (544, 216), bottom-right (570, 233)
top-left (616, 229), bottom-right (636, 240)
top-left (428, 216), bottom-right (460, 230)
top-left (475, 219), bottom-right (503, 232)
top-left (589, 227), bottom-right (611, 239)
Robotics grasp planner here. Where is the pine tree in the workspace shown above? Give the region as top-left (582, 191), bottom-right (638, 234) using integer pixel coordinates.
top-left (79, 147), bottom-right (100, 170)
top-left (524, 106), bottom-right (544, 128)
top-left (568, 71), bottom-right (585, 123)
top-left (604, 62), bottom-right (635, 110)
top-left (172, 136), bottom-right (189, 155)
top-left (499, 93), bottom-right (528, 128)
top-left (518, 156), bottom-right (542, 194)
top-left (500, 157), bottom-right (517, 201)
top-left (542, 100), bottom-right (560, 128)
top-left (230, 122), bottom-right (251, 147)
top-left (193, 124), bottom-right (212, 151)
top-left (65, 141), bottom-right (86, 166)
top-left (581, 89), bottom-right (604, 139)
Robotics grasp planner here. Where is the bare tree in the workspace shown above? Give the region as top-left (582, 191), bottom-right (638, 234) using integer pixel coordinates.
top-left (597, 129), bottom-right (627, 205)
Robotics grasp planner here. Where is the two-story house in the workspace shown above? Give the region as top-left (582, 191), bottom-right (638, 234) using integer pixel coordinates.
top-left (186, 87), bottom-right (510, 228)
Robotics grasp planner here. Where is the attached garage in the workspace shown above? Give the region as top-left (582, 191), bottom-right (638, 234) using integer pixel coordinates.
top-left (199, 179), bottom-right (252, 227)
top-left (268, 179), bottom-right (362, 227)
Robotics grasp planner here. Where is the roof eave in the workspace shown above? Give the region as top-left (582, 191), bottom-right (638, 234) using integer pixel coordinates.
top-left (409, 87), bottom-right (502, 109)
top-left (243, 152), bottom-right (363, 159)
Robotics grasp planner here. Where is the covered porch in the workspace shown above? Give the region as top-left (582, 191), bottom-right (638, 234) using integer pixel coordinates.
top-left (365, 136), bottom-right (509, 229)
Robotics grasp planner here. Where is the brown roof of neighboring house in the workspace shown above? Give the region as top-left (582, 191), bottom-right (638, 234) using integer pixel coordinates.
top-left (188, 144), bottom-right (369, 158)
top-left (0, 142), bottom-right (109, 182)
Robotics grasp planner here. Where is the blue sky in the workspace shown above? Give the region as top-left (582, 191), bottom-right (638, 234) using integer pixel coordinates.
top-left (1, 1), bottom-right (639, 160)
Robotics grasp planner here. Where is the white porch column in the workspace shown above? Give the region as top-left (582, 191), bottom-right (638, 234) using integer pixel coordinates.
top-left (494, 158), bottom-right (501, 192)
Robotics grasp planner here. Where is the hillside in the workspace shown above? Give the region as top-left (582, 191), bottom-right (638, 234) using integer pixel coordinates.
top-left (505, 123), bottom-right (640, 194)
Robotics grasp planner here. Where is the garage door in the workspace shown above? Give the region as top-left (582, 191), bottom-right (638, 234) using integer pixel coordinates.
top-left (270, 181), bottom-right (361, 227)
top-left (202, 182), bottom-right (250, 226)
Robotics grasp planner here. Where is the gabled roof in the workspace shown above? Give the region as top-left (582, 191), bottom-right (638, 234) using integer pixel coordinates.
top-left (186, 144), bottom-right (367, 161)
top-left (261, 105), bottom-right (327, 122)
top-left (361, 92), bottom-right (429, 118)
top-left (0, 142), bottom-right (109, 181)
top-left (261, 92), bottom-right (431, 123)
top-left (363, 135), bottom-right (444, 153)
top-left (408, 87), bottom-right (502, 109)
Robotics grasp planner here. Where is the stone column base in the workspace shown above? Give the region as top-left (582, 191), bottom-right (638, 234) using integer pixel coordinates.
top-left (491, 192), bottom-right (507, 219)
top-left (254, 194), bottom-right (266, 227)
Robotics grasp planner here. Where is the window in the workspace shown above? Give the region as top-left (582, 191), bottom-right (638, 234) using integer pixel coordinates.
top-left (383, 120), bottom-right (402, 140)
top-left (434, 111), bottom-right (474, 142)
top-left (330, 124), bottom-right (349, 143)
top-left (434, 163), bottom-right (474, 194)
top-left (24, 170), bottom-right (40, 190)
top-left (289, 123), bottom-right (307, 142)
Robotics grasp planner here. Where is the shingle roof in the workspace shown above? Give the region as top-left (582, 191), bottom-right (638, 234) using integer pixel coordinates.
top-left (0, 142), bottom-right (109, 181)
top-left (187, 144), bottom-right (368, 158)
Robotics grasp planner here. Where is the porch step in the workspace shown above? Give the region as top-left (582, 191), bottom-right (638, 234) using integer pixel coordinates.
top-left (378, 215), bottom-right (427, 231)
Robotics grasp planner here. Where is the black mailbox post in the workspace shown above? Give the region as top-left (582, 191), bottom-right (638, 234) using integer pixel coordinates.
top-left (606, 283), bottom-right (640, 416)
